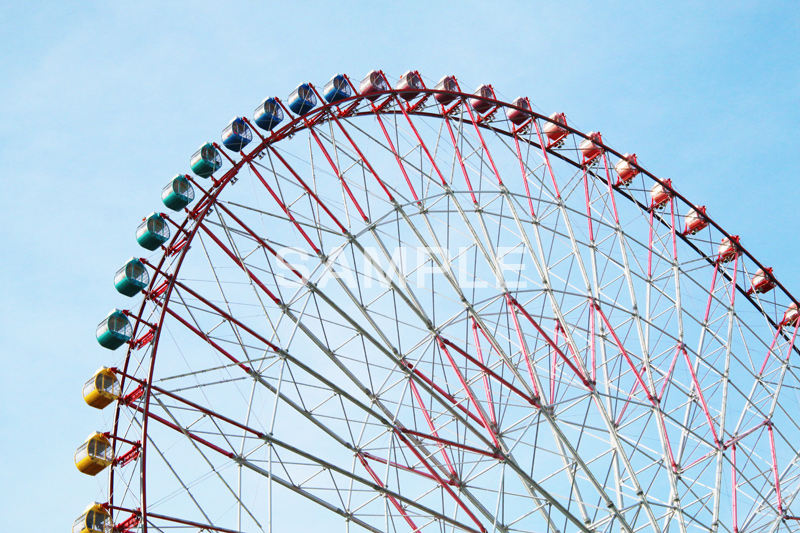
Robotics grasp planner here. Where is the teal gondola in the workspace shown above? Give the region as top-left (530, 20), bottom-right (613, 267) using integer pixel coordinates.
top-left (253, 98), bottom-right (284, 131)
top-left (114, 258), bottom-right (149, 297)
top-left (323, 74), bottom-right (352, 103)
top-left (96, 310), bottom-right (132, 350)
top-left (190, 142), bottom-right (222, 178)
top-left (136, 213), bottom-right (170, 251)
top-left (287, 83), bottom-right (316, 115)
top-left (161, 174), bottom-right (195, 211)
top-left (221, 117), bottom-right (252, 152)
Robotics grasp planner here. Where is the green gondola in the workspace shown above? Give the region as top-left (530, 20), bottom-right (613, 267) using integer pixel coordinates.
top-left (161, 174), bottom-right (195, 211)
top-left (190, 142), bottom-right (222, 178)
top-left (136, 213), bottom-right (170, 251)
top-left (114, 258), bottom-right (149, 297)
top-left (96, 310), bottom-right (132, 350)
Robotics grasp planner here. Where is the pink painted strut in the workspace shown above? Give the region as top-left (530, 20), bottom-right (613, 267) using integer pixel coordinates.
top-left (247, 161), bottom-right (322, 254)
top-left (408, 379), bottom-right (459, 478)
top-left (680, 345), bottom-right (720, 447)
top-left (471, 319), bottom-right (498, 426)
top-left (307, 125), bottom-right (369, 222)
top-left (437, 338), bottom-right (501, 448)
top-left (509, 296), bottom-right (591, 388)
top-left (505, 295), bottom-right (541, 398)
top-left (357, 454), bottom-right (421, 533)
top-left (442, 335), bottom-right (536, 407)
top-left (530, 119), bottom-right (561, 197)
top-left (768, 422), bottom-right (783, 513)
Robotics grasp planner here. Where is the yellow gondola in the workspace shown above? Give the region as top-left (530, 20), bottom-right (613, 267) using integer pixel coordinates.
top-left (72, 503), bottom-right (111, 533)
top-left (83, 367), bottom-right (120, 409)
top-left (74, 432), bottom-right (114, 475)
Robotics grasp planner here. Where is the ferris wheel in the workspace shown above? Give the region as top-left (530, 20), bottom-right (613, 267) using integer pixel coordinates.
top-left (73, 70), bottom-right (800, 533)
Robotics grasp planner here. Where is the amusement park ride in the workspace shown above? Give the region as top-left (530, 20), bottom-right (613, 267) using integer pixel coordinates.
top-left (74, 70), bottom-right (800, 533)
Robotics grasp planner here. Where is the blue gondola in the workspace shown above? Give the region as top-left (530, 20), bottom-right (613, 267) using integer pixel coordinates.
top-left (161, 174), bottom-right (194, 211)
top-left (287, 83), bottom-right (316, 115)
top-left (359, 70), bottom-right (388, 101)
top-left (221, 117), bottom-right (253, 152)
top-left (323, 74), bottom-right (352, 103)
top-left (190, 142), bottom-right (222, 178)
top-left (114, 258), bottom-right (149, 297)
top-left (136, 212), bottom-right (170, 251)
top-left (96, 310), bottom-right (132, 350)
top-left (253, 97), bottom-right (284, 131)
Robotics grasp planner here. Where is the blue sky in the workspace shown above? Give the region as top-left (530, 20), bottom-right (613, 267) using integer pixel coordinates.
top-left (0, 1), bottom-right (798, 530)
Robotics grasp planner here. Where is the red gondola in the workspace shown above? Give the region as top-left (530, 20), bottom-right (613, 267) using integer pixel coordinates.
top-left (615, 153), bottom-right (638, 186)
top-left (506, 97), bottom-right (531, 126)
top-left (470, 84), bottom-right (494, 114)
top-left (783, 303), bottom-right (799, 327)
top-left (650, 179), bottom-right (673, 209)
top-left (748, 268), bottom-right (776, 295)
top-left (396, 70), bottom-right (423, 101)
top-left (359, 70), bottom-right (389, 101)
top-left (434, 76), bottom-right (458, 104)
top-left (543, 113), bottom-right (568, 146)
top-left (684, 205), bottom-right (708, 235)
top-left (717, 236), bottom-right (741, 263)
top-left (579, 132), bottom-right (603, 163)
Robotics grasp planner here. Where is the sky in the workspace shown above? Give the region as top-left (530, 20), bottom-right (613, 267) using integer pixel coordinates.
top-left (0, 1), bottom-right (798, 530)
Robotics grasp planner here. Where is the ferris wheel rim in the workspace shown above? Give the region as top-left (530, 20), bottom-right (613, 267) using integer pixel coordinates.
top-left (104, 76), bottom-right (799, 533)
